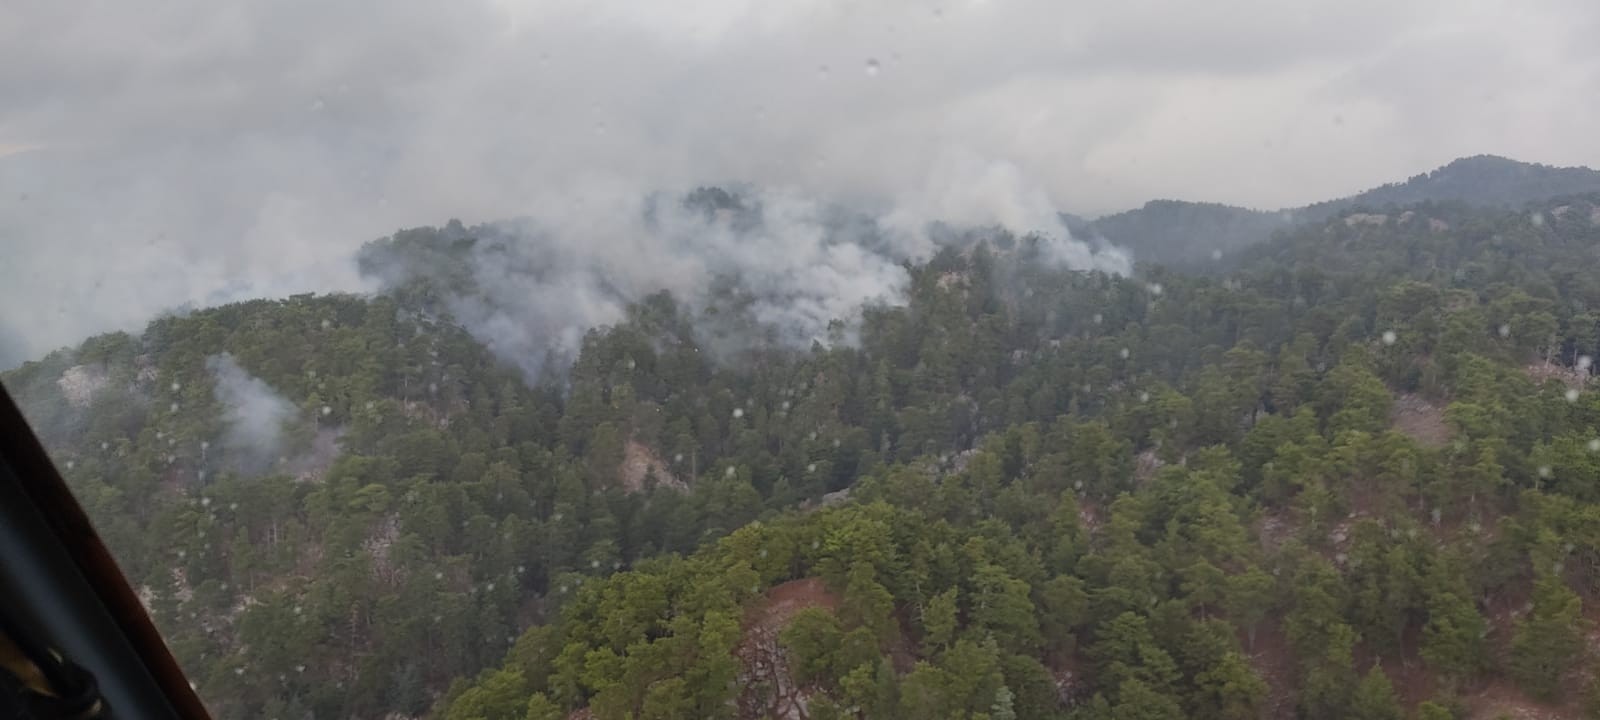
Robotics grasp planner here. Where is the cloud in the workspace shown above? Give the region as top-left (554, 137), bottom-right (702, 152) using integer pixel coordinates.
top-left (3, 0), bottom-right (1599, 363)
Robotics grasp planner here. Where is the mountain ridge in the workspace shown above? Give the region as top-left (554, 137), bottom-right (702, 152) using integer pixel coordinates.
top-left (1073, 154), bottom-right (1600, 267)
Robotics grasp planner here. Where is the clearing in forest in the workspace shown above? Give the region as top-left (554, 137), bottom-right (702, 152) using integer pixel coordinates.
top-left (736, 578), bottom-right (842, 720)
top-left (1391, 392), bottom-right (1450, 449)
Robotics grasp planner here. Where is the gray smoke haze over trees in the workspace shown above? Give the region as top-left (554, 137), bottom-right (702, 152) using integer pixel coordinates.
top-left (4, 0), bottom-right (1600, 365)
top-left (359, 184), bottom-right (1128, 380)
top-left (205, 353), bottom-right (295, 474)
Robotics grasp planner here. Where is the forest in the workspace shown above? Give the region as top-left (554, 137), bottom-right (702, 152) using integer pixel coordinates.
top-left (6, 190), bottom-right (1600, 720)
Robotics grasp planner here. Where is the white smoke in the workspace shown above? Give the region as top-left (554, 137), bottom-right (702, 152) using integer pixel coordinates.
top-left (205, 353), bottom-right (296, 473)
top-left (886, 149), bottom-right (1132, 273)
top-left (355, 167), bottom-right (1135, 381)
top-left (365, 187), bottom-right (924, 380)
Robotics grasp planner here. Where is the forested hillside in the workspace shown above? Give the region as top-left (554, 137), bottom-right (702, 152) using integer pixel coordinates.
top-left (7, 191), bottom-right (1600, 719)
top-left (1074, 155), bottom-right (1600, 268)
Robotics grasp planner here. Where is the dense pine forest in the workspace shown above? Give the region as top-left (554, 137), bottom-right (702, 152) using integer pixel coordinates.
top-left (7, 188), bottom-right (1600, 720)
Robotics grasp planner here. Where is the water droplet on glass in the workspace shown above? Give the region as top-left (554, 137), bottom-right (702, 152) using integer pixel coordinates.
top-left (65, 460), bottom-right (75, 470)
top-left (673, 453), bottom-right (684, 464)
top-left (832, 439), bottom-right (841, 448)
top-left (806, 463), bottom-right (817, 473)
top-left (1148, 283), bottom-right (1163, 296)
top-left (1211, 249), bottom-right (1223, 261)
top-left (486, 582), bottom-right (496, 591)
top-left (229, 502), bottom-right (238, 511)
top-left (1381, 331), bottom-right (1397, 346)
top-left (171, 381), bottom-right (181, 391)
top-left (864, 58), bottom-right (880, 76)
top-left (321, 405), bottom-right (332, 416)
top-left (1531, 212), bottom-right (1545, 227)
top-left (170, 402), bottom-right (180, 412)
top-left (100, 442), bottom-right (108, 450)
top-left (1588, 439), bottom-right (1600, 453)
top-left (732, 407), bottom-right (744, 419)
top-left (1565, 389), bottom-right (1580, 403)
top-left (1579, 355), bottom-right (1593, 370)
top-left (200, 497), bottom-right (211, 507)
top-left (1092, 313), bottom-right (1103, 325)
top-left (321, 319), bottom-right (331, 330)
top-left (725, 466), bottom-right (737, 478)
top-left (433, 571), bottom-right (443, 580)
top-left (235, 667), bottom-right (245, 676)
top-left (1119, 348), bottom-right (1130, 359)
top-left (1539, 465), bottom-right (1552, 478)
top-left (1498, 324), bottom-right (1511, 338)
top-left (1138, 392), bottom-right (1149, 403)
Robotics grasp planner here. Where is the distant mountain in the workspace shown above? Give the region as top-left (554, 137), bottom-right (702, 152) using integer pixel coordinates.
top-left (1075, 154), bottom-right (1600, 267)
top-left (1303, 154), bottom-right (1600, 219)
top-left (1067, 200), bottom-right (1295, 268)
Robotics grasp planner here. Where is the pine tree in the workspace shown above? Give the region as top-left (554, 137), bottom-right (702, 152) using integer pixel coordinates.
top-left (1348, 666), bottom-right (1403, 720)
top-left (1509, 576), bottom-right (1585, 700)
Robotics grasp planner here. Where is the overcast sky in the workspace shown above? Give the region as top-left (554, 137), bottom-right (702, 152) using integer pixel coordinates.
top-left (3, 0), bottom-right (1599, 365)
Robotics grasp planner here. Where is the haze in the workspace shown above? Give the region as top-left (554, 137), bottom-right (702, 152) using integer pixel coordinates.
top-left (3, 0), bottom-right (1598, 366)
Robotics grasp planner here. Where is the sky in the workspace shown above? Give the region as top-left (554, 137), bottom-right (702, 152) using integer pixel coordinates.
top-left (3, 0), bottom-right (1599, 366)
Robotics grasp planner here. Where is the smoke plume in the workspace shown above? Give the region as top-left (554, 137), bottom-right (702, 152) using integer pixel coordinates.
top-left (360, 184), bottom-right (1127, 380)
top-left (205, 353), bottom-right (295, 474)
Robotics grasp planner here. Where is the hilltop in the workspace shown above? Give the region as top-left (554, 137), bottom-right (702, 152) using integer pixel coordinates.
top-left (1075, 154), bottom-right (1600, 267)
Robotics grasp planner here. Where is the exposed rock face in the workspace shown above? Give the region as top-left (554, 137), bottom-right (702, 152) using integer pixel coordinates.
top-left (735, 578), bottom-right (841, 720)
top-left (57, 364), bottom-right (109, 408)
top-left (619, 439), bottom-right (686, 494)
